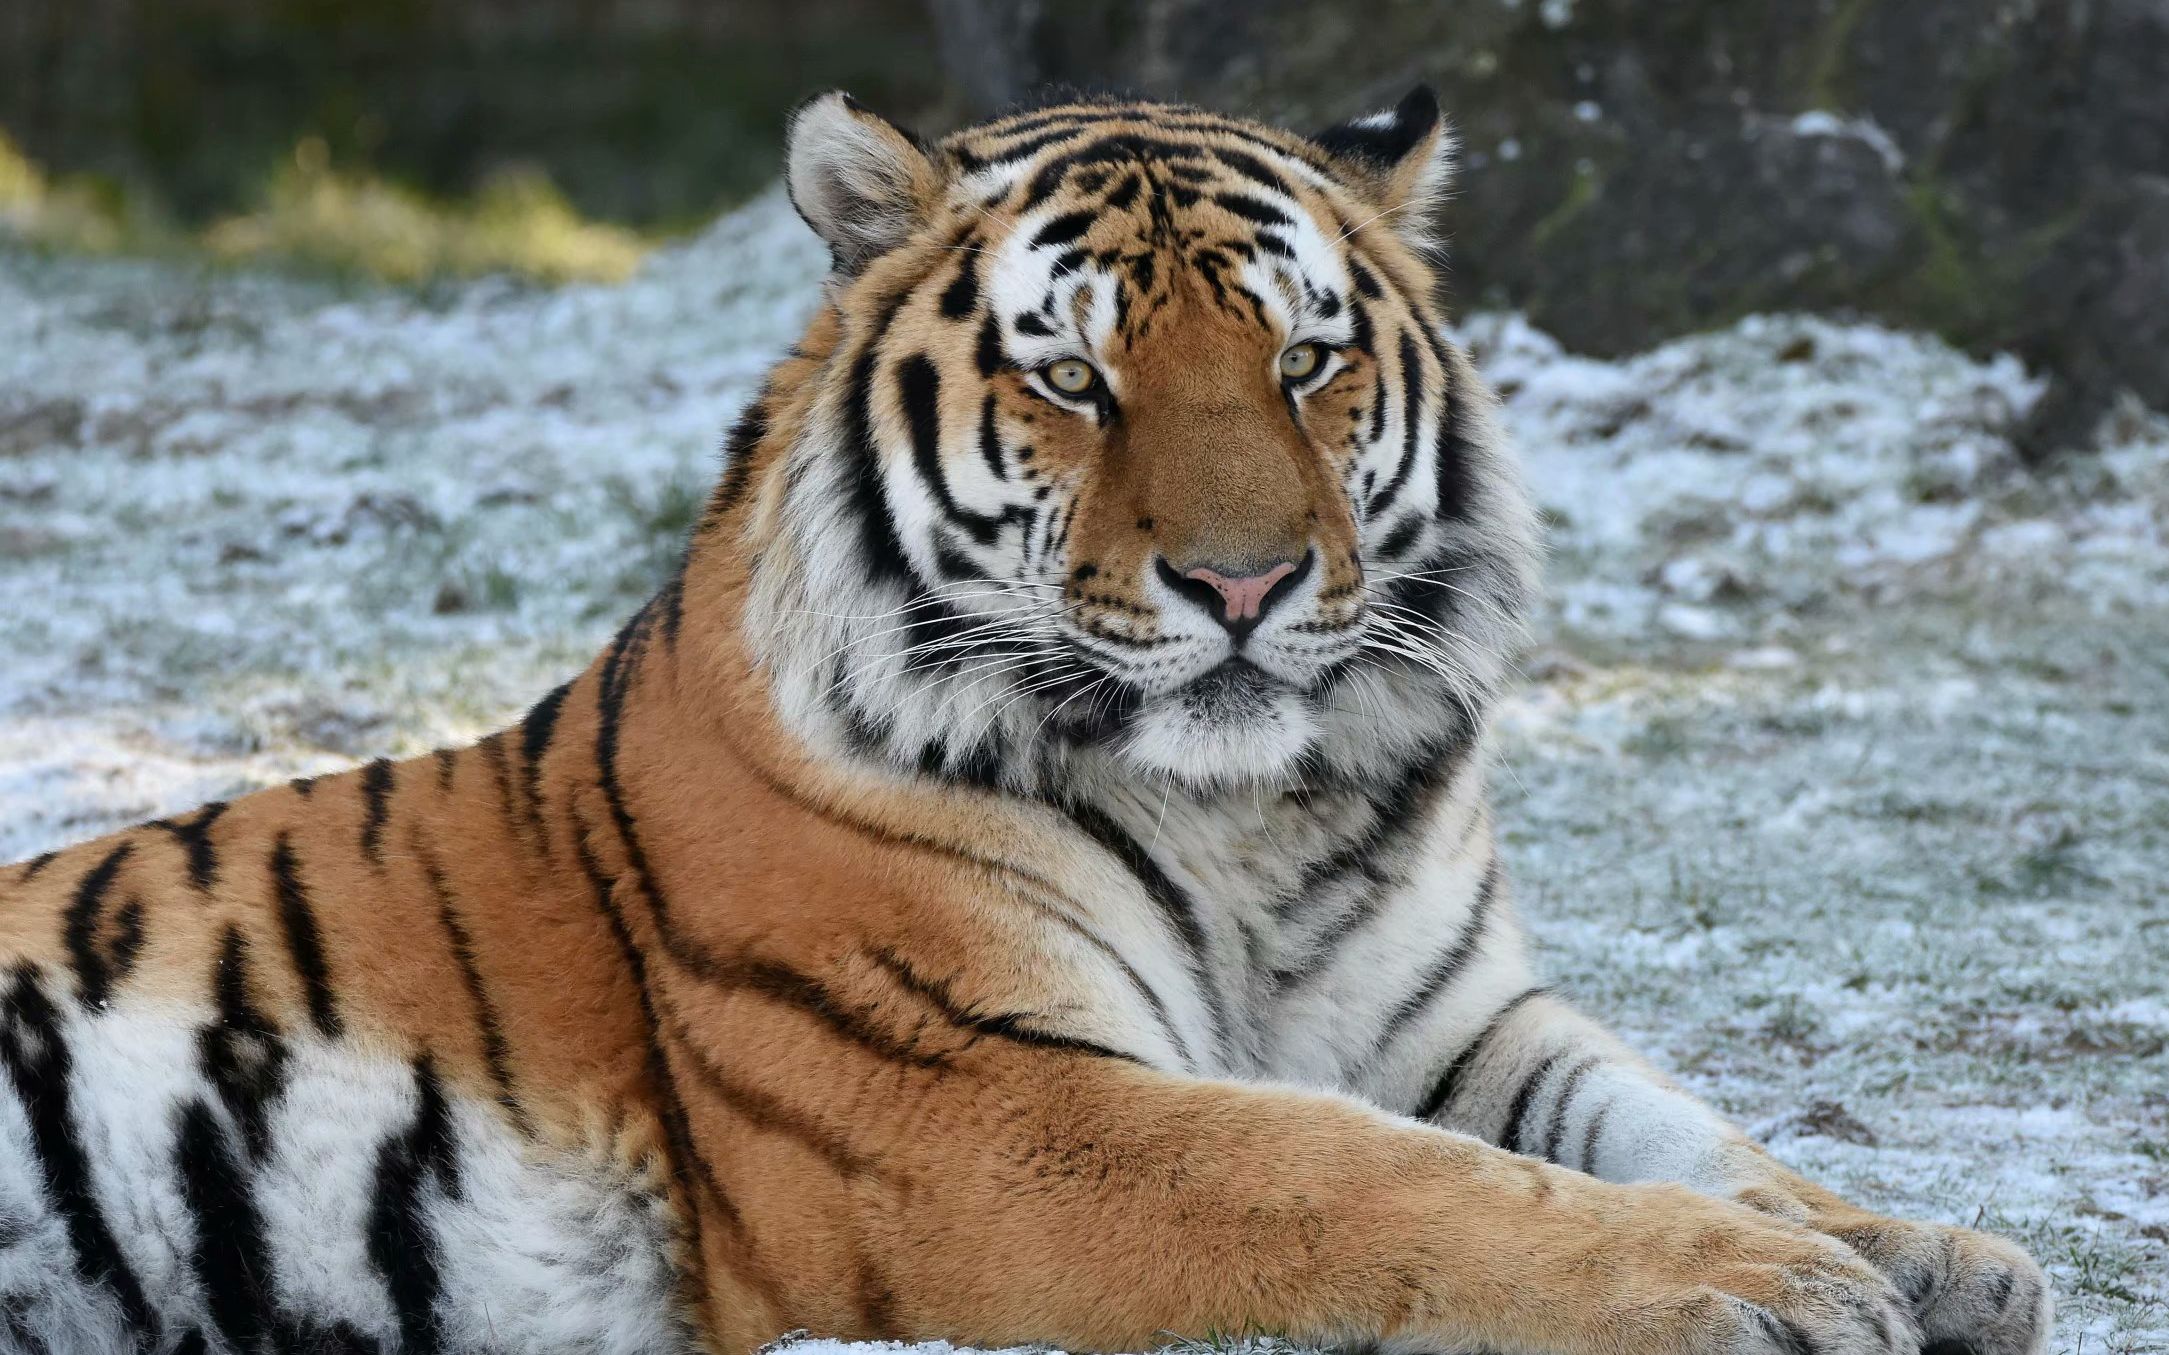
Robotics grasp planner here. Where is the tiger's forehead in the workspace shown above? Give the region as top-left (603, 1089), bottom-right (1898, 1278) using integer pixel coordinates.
top-left (938, 103), bottom-right (1375, 354)
top-left (943, 100), bottom-right (1350, 218)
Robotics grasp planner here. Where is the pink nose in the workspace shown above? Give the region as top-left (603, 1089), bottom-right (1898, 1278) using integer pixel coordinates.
top-left (1183, 560), bottom-right (1299, 623)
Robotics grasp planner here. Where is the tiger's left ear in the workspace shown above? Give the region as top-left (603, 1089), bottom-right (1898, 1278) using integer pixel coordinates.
top-left (1310, 86), bottom-right (1455, 251)
top-left (786, 91), bottom-right (945, 275)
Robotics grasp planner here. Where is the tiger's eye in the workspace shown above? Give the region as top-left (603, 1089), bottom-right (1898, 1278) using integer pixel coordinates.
top-left (1045, 359), bottom-right (1099, 395)
top-left (1279, 343), bottom-right (1323, 381)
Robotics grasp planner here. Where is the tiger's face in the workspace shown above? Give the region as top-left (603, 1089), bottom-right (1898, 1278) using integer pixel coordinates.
top-left (757, 90), bottom-right (1536, 791)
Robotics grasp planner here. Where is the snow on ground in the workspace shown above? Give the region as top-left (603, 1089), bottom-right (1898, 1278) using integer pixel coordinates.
top-left (4, 192), bottom-right (2166, 1352)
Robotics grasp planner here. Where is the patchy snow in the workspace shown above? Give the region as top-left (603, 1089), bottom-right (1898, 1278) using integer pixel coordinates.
top-left (4, 191), bottom-right (2166, 1353)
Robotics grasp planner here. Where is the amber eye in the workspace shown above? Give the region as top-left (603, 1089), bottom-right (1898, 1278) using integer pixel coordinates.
top-left (1043, 359), bottom-right (1100, 395)
top-left (1279, 343), bottom-right (1324, 382)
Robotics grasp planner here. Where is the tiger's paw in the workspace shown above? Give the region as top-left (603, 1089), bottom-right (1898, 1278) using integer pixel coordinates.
top-left (1820, 1216), bottom-right (2051, 1355)
top-left (1585, 1185), bottom-right (1921, 1355)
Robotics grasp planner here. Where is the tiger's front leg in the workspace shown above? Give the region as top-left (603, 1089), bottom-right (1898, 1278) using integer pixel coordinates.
top-left (827, 1034), bottom-right (1924, 1355)
top-left (1410, 987), bottom-right (2051, 1355)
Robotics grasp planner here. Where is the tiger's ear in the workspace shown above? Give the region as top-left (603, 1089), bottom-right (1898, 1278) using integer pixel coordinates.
top-left (1310, 86), bottom-right (1455, 250)
top-left (785, 91), bottom-right (945, 275)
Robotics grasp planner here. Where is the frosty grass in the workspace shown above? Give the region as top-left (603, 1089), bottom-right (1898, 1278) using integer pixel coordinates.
top-left (3, 190), bottom-right (2164, 1353)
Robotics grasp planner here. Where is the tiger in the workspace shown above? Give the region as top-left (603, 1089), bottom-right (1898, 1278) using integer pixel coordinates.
top-left (0, 87), bottom-right (2050, 1355)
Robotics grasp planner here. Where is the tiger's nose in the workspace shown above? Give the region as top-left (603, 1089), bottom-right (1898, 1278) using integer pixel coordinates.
top-left (1155, 551), bottom-right (1312, 640)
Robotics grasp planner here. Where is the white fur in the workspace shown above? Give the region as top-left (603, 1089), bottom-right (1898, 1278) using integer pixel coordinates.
top-left (0, 993), bottom-right (686, 1353)
top-left (786, 93), bottom-right (928, 272)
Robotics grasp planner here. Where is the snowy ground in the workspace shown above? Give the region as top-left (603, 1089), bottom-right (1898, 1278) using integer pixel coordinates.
top-left (4, 193), bottom-right (2165, 1353)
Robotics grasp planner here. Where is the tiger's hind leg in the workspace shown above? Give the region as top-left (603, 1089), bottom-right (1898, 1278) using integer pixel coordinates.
top-left (0, 959), bottom-right (692, 1354)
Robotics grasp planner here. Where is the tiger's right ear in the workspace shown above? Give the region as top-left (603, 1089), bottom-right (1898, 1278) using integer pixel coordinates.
top-left (785, 92), bottom-right (944, 275)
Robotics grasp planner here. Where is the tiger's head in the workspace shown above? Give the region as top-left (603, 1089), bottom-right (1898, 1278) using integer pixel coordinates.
top-left (734, 90), bottom-right (1537, 794)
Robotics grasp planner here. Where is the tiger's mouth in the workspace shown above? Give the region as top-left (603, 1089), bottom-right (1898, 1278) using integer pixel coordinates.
top-left (1179, 657), bottom-right (1288, 717)
top-left (1039, 647), bottom-right (1325, 785)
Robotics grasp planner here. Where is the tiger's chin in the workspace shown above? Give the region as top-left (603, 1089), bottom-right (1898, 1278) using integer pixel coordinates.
top-left (1118, 659), bottom-right (1320, 788)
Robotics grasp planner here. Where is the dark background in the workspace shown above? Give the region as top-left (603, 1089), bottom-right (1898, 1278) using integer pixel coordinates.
top-left (7, 0), bottom-right (2165, 453)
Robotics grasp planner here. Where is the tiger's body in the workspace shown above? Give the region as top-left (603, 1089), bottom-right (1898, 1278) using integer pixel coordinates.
top-left (0, 91), bottom-right (2048, 1355)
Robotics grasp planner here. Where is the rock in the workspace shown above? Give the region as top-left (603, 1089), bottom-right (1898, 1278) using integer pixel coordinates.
top-left (1769, 1099), bottom-right (1881, 1147)
top-left (933, 0), bottom-right (2169, 457)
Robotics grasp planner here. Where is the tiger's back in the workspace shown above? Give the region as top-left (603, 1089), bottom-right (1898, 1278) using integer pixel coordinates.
top-left (0, 718), bottom-right (689, 1353)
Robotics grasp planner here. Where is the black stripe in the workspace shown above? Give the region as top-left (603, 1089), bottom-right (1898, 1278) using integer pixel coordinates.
top-left (977, 393), bottom-right (1008, 479)
top-left (1366, 329), bottom-right (1427, 518)
top-left (151, 802), bottom-right (227, 893)
top-left (1540, 1056), bottom-right (1603, 1164)
top-left (199, 926), bottom-right (289, 1161)
top-left (569, 803), bottom-right (776, 1306)
top-left (593, 610), bottom-right (670, 933)
top-left (1187, 133), bottom-right (1306, 192)
top-left (289, 775), bottom-right (316, 798)
top-left (845, 291), bottom-right (919, 584)
top-left (975, 313), bottom-right (1008, 378)
top-left (950, 735), bottom-right (1005, 791)
top-left (712, 397), bottom-right (770, 513)
top-left (1433, 351), bottom-right (1476, 522)
top-left (1579, 1097), bottom-right (1612, 1174)
top-left (1347, 296), bottom-right (1375, 366)
top-left (1499, 1050), bottom-right (1568, 1155)
top-left (1388, 286), bottom-right (1477, 526)
top-left (955, 121), bottom-right (1097, 170)
top-left (657, 559), bottom-right (689, 651)
top-left (0, 968), bottom-right (159, 1338)
top-left (974, 105), bottom-right (1129, 139)
top-left (1749, 1307), bottom-right (1817, 1355)
top-left (19, 850), bottom-right (59, 881)
top-left (899, 354), bottom-right (1010, 546)
top-left (518, 680), bottom-right (572, 842)
top-left (569, 810), bottom-right (712, 1255)
top-left (593, 607), bottom-right (801, 1013)
top-left (1214, 191), bottom-right (1292, 226)
top-left (665, 1004), bottom-right (880, 1177)
top-left (1030, 210), bottom-right (1096, 249)
top-left (415, 834), bottom-right (528, 1134)
top-left (479, 733), bottom-right (520, 839)
top-left (1061, 802), bottom-right (1223, 1053)
top-left (366, 1057), bottom-right (459, 1355)
top-left (866, 947), bottom-right (1143, 1065)
top-left (715, 955), bottom-right (952, 1068)
top-left (175, 1099), bottom-right (277, 1355)
top-left (432, 747), bottom-right (456, 792)
top-left (358, 758), bottom-right (394, 867)
top-left (938, 250), bottom-right (980, 319)
top-left (1369, 858), bottom-right (1503, 1053)
top-left (1019, 132), bottom-right (1281, 209)
top-left (1270, 745), bottom-right (1469, 985)
top-left (1410, 984), bottom-right (1548, 1122)
top-left (269, 835), bottom-right (342, 1037)
top-left (62, 841), bottom-right (132, 1009)
top-left (107, 898), bottom-right (145, 990)
top-left (1377, 514), bottom-right (1424, 560)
